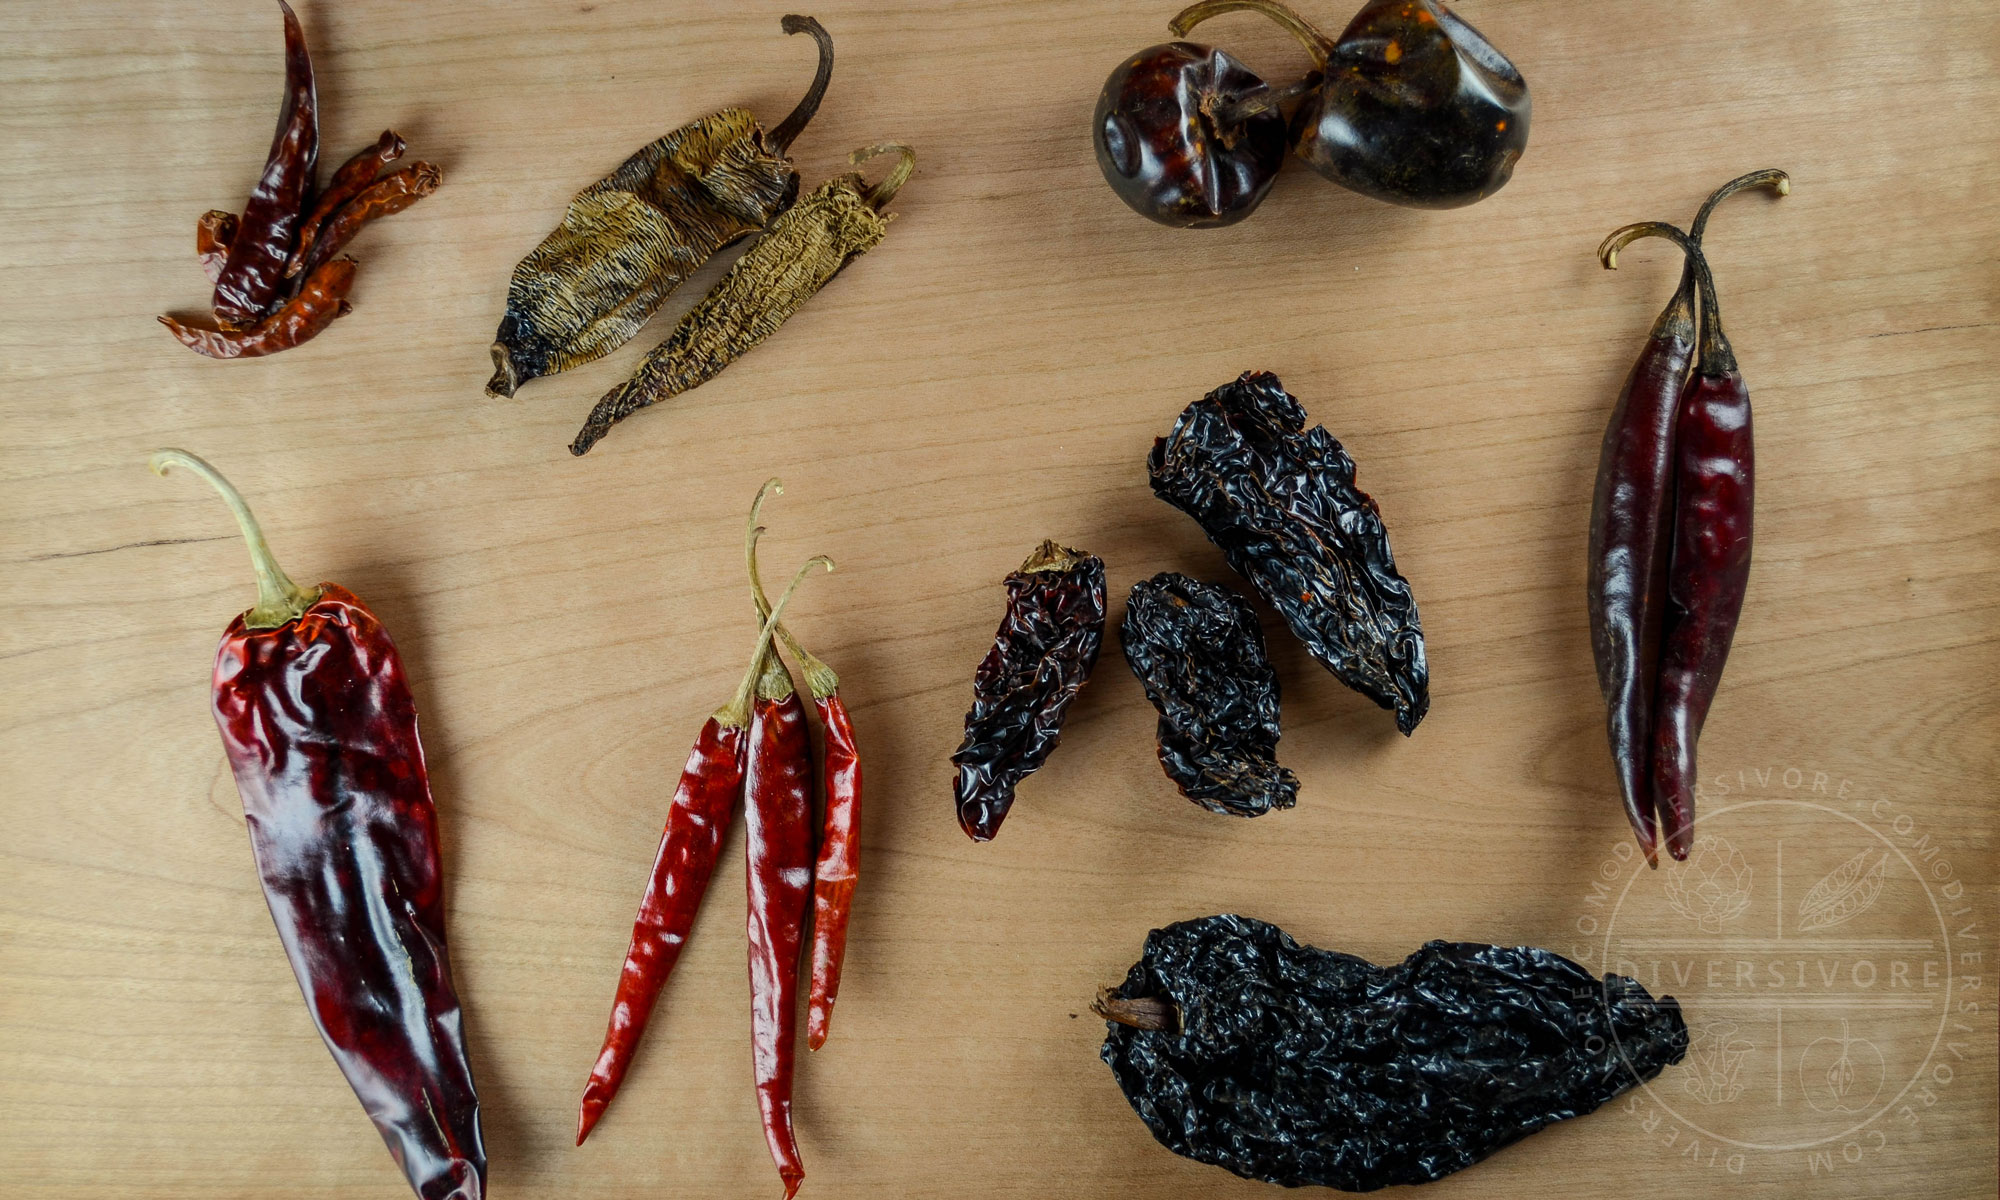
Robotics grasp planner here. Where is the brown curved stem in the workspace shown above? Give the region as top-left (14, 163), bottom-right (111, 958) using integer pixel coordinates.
top-left (1600, 222), bottom-right (1735, 376)
top-left (1169, 0), bottom-right (1332, 69)
top-left (1211, 74), bottom-right (1314, 130)
top-left (768, 15), bottom-right (834, 154)
top-left (1091, 989), bottom-right (1179, 1032)
top-left (149, 449), bottom-right (320, 629)
top-left (1691, 169), bottom-right (1789, 244)
top-left (719, 554), bottom-right (833, 728)
top-left (851, 143), bottom-right (916, 210)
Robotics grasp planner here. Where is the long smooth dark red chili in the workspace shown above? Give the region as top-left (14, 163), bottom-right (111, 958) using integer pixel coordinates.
top-left (1590, 170), bottom-right (1788, 863)
top-left (747, 479), bottom-right (862, 1051)
top-left (211, 0), bottom-right (318, 327)
top-left (152, 449), bottom-right (484, 1200)
top-left (744, 638), bottom-right (814, 1199)
top-left (575, 557), bottom-right (828, 1146)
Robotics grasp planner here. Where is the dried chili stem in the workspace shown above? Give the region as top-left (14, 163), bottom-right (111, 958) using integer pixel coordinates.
top-left (149, 449), bottom-right (320, 629)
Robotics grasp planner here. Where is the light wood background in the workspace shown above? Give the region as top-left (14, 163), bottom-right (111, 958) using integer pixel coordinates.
top-left (2, 1), bottom-right (1994, 1197)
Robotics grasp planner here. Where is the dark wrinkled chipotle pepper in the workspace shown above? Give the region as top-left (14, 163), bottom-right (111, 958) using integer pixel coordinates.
top-left (487, 16), bottom-right (835, 398)
top-left (1121, 573), bottom-right (1296, 817)
top-left (151, 450), bottom-right (484, 1200)
top-left (952, 540), bottom-right (1107, 842)
top-left (1096, 914), bottom-right (1687, 1191)
top-left (1151, 370), bottom-right (1428, 732)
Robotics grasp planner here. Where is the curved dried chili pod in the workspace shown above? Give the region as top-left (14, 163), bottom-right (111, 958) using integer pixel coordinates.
top-left (568, 143), bottom-right (914, 455)
top-left (287, 129), bottom-right (407, 277)
top-left (159, 255), bottom-right (356, 359)
top-left (1150, 370), bottom-right (1429, 732)
top-left (1121, 573), bottom-right (1297, 817)
top-left (293, 161), bottom-right (441, 280)
top-left (211, 0), bottom-right (318, 327)
top-left (196, 210), bottom-right (238, 284)
top-left (487, 15), bottom-right (835, 398)
top-left (1096, 914), bottom-right (1687, 1191)
top-left (1590, 169), bottom-right (1789, 865)
top-left (952, 539), bottom-right (1107, 842)
top-left (150, 450), bottom-right (485, 1200)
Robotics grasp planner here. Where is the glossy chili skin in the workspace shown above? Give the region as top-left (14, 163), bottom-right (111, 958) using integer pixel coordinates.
top-left (212, 0), bottom-right (318, 327)
top-left (1654, 350), bottom-right (1752, 860)
top-left (745, 671), bottom-right (814, 1198)
top-left (576, 719), bottom-right (746, 1145)
top-left (160, 255), bottom-right (356, 359)
top-left (197, 211), bottom-right (239, 283)
top-left (806, 692), bottom-right (860, 1050)
top-left (1587, 280), bottom-right (1694, 862)
top-left (212, 584), bottom-right (485, 1200)
top-left (1093, 42), bottom-right (1287, 227)
top-left (952, 541), bottom-right (1108, 841)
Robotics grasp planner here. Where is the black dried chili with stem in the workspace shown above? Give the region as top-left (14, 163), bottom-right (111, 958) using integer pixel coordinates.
top-left (210, 0), bottom-right (317, 328)
top-left (487, 15), bottom-right (835, 398)
top-left (1588, 169), bottom-right (1788, 864)
top-left (1121, 573), bottom-right (1297, 817)
top-left (1150, 370), bottom-right (1428, 732)
top-left (1602, 220), bottom-right (1759, 861)
top-left (1096, 914), bottom-right (1687, 1191)
top-left (951, 540), bottom-right (1107, 842)
top-left (568, 144), bottom-right (915, 456)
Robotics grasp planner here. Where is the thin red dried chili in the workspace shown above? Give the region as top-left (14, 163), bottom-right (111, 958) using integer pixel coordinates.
top-left (210, 0), bottom-right (317, 328)
top-left (151, 449), bottom-right (485, 1200)
top-left (575, 556), bottom-right (830, 1145)
top-left (294, 161), bottom-right (442, 279)
top-left (288, 130), bottom-right (406, 275)
top-left (747, 479), bottom-right (862, 1051)
top-left (159, 256), bottom-right (356, 359)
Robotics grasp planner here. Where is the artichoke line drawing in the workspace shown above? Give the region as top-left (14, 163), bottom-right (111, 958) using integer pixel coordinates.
top-left (1664, 835), bottom-right (1753, 933)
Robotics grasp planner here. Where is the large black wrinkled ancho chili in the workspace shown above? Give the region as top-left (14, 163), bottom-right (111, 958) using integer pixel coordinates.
top-left (1151, 371), bottom-right (1428, 732)
top-left (1095, 914), bottom-right (1688, 1191)
top-left (952, 541), bottom-right (1107, 842)
top-left (1121, 573), bottom-right (1297, 817)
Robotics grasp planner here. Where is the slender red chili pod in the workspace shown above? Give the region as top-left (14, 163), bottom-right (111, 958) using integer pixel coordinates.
top-left (211, 0), bottom-right (318, 327)
top-left (150, 449), bottom-right (484, 1200)
top-left (576, 556), bottom-right (829, 1146)
top-left (747, 479), bottom-right (861, 1051)
top-left (293, 161), bottom-right (442, 281)
top-left (196, 210), bottom-right (238, 284)
top-left (287, 129), bottom-right (407, 277)
top-left (745, 638), bottom-right (815, 1199)
top-left (160, 255), bottom-right (356, 359)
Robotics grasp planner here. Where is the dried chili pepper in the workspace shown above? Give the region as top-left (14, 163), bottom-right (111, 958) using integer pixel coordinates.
top-left (568, 144), bottom-right (915, 455)
top-left (164, 6), bottom-right (435, 357)
top-left (196, 210), bottom-right (238, 283)
top-left (747, 480), bottom-right (861, 1051)
top-left (1121, 573), bottom-right (1297, 817)
top-left (744, 619), bottom-right (814, 1199)
top-left (952, 540), bottom-right (1107, 842)
top-left (575, 555), bottom-right (829, 1146)
top-left (159, 255), bottom-right (357, 360)
top-left (150, 449), bottom-right (485, 1200)
top-left (1589, 169), bottom-right (1788, 864)
top-left (1168, 0), bottom-right (1530, 209)
top-left (209, 0), bottom-right (318, 328)
top-left (487, 15), bottom-right (835, 398)
top-left (1602, 219), bottom-right (1766, 861)
top-left (1151, 370), bottom-right (1428, 732)
top-left (288, 130), bottom-right (406, 275)
top-left (1092, 41), bottom-right (1289, 227)
top-left (1095, 914), bottom-right (1687, 1191)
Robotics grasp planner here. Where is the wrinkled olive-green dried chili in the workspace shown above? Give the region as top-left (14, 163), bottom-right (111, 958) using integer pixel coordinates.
top-left (569, 144), bottom-right (914, 456)
top-left (486, 15), bottom-right (835, 399)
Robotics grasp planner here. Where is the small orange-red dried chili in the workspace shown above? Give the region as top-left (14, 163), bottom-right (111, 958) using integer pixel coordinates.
top-left (159, 256), bottom-right (357, 360)
top-left (287, 129), bottom-right (406, 275)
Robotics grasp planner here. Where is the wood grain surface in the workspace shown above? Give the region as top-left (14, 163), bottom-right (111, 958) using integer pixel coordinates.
top-left (2, 1), bottom-right (1995, 1197)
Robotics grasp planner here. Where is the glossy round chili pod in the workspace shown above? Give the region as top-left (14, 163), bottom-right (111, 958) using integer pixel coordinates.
top-left (1171, 0), bottom-right (1529, 209)
top-left (1093, 42), bottom-right (1289, 227)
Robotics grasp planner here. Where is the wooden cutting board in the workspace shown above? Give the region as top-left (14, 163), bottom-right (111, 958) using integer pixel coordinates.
top-left (1, 1), bottom-right (1993, 1196)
